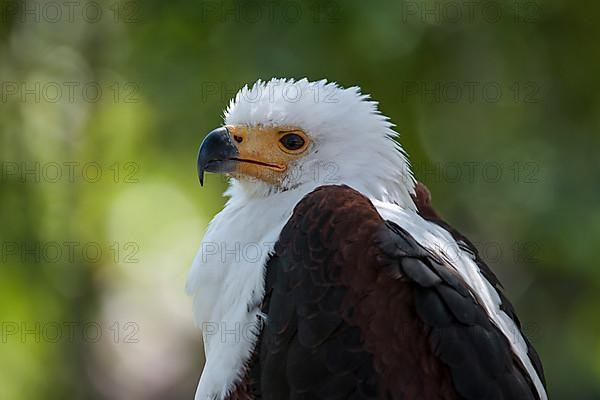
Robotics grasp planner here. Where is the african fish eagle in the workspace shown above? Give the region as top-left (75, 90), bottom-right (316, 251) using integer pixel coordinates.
top-left (187, 78), bottom-right (547, 400)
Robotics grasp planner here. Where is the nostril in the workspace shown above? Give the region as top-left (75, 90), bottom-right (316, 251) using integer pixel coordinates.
top-left (234, 135), bottom-right (243, 143)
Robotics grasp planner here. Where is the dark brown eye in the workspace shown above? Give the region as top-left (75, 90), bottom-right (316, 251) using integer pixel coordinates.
top-left (280, 133), bottom-right (305, 151)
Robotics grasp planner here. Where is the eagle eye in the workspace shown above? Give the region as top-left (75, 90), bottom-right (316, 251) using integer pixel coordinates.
top-left (279, 133), bottom-right (305, 151)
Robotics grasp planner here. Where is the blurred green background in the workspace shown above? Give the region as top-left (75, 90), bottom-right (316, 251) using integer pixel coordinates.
top-left (1, 0), bottom-right (599, 398)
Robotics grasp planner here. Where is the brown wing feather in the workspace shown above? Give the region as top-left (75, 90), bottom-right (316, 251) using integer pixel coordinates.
top-left (229, 184), bottom-right (544, 400)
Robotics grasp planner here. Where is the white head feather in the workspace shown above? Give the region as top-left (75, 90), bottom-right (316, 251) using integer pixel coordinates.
top-left (223, 78), bottom-right (416, 208)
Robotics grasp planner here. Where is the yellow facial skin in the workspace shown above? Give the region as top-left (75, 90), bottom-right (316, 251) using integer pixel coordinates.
top-left (225, 125), bottom-right (311, 185)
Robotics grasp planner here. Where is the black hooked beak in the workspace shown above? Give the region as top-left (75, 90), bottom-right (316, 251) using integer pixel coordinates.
top-left (197, 126), bottom-right (240, 186)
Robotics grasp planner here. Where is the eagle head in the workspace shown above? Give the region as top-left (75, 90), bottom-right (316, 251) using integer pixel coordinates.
top-left (197, 78), bottom-right (415, 204)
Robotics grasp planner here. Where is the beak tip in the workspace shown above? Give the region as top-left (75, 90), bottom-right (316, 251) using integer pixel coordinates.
top-left (197, 126), bottom-right (238, 187)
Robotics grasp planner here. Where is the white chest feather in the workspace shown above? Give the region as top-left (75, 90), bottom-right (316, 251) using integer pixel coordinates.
top-left (186, 189), bottom-right (306, 400)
